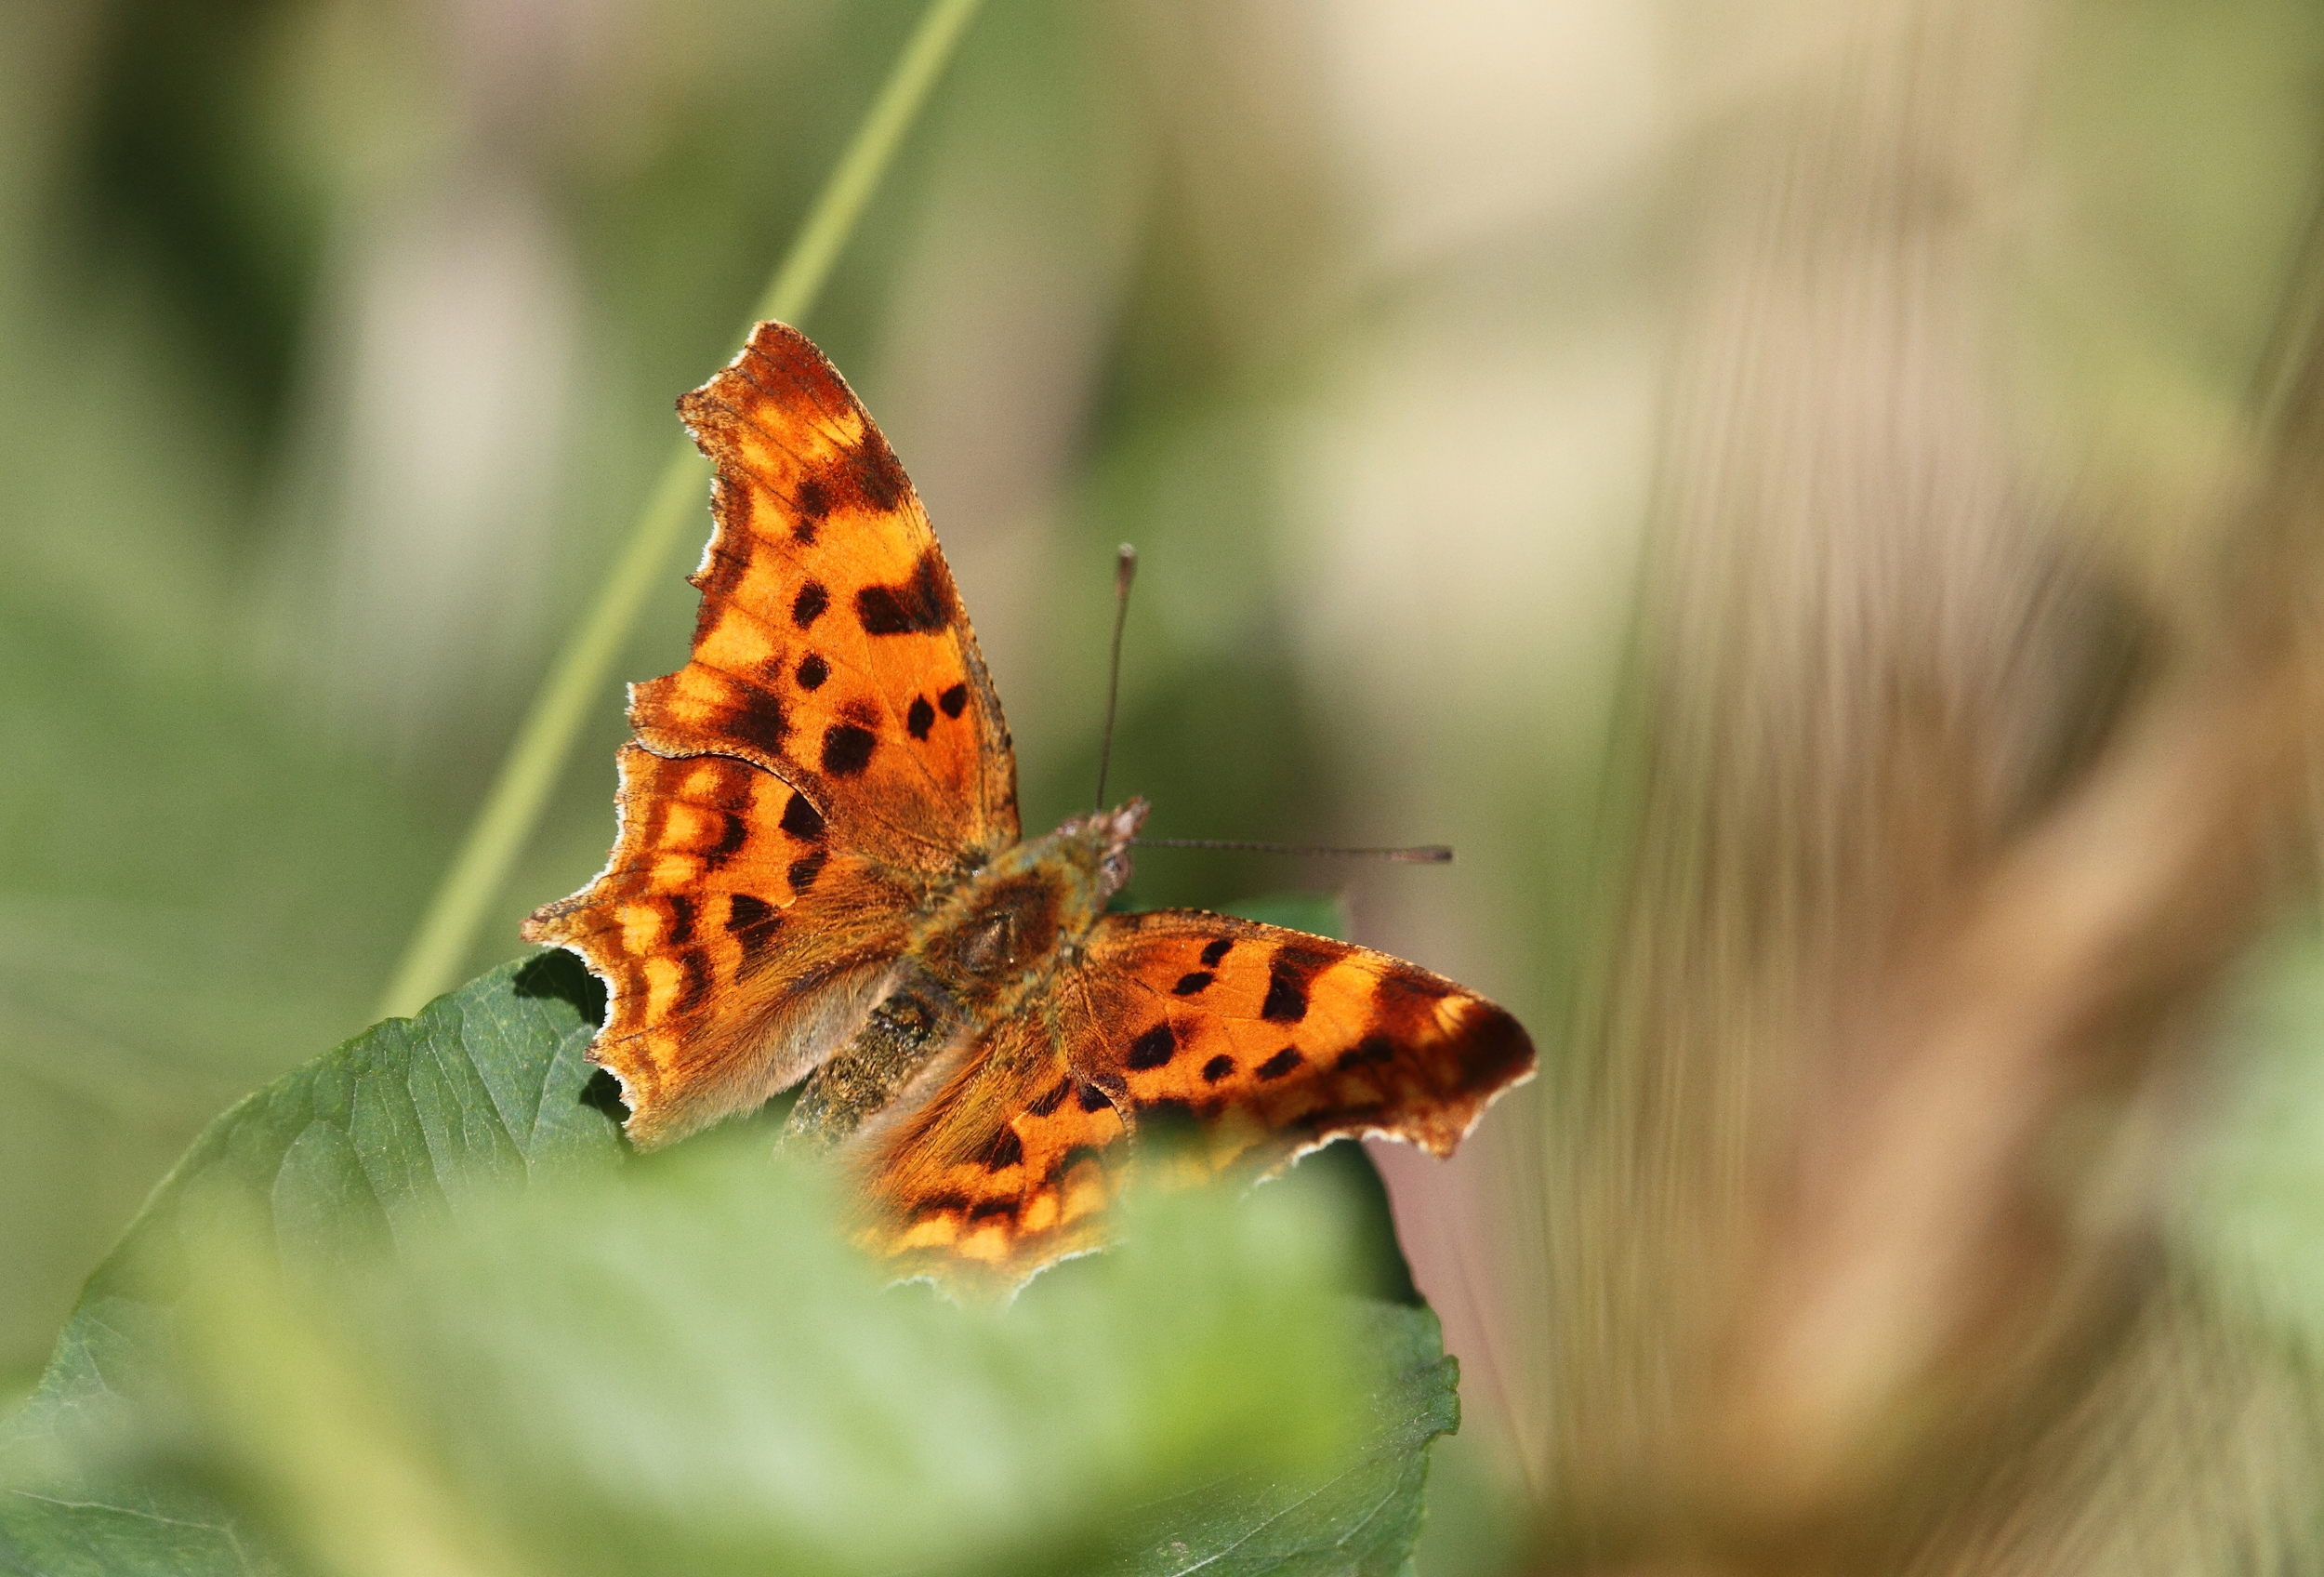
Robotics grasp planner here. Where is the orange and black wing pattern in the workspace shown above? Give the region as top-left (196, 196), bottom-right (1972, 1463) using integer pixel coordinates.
top-left (847, 911), bottom-right (1534, 1291)
top-left (635, 320), bottom-right (1017, 862)
top-left (1064, 911), bottom-right (1533, 1176)
top-left (524, 747), bottom-right (918, 1146)
top-left (526, 322), bottom-right (1018, 1146)
top-left (849, 1010), bottom-right (1129, 1289)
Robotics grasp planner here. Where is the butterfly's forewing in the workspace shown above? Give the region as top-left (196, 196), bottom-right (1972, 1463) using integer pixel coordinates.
top-left (525, 322), bottom-right (1020, 1146)
top-left (1063, 911), bottom-right (1534, 1173)
top-left (848, 910), bottom-right (1534, 1289)
top-left (639, 320), bottom-right (1017, 863)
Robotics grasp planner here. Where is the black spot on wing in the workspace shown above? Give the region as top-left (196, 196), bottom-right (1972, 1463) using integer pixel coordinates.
top-left (780, 790), bottom-right (825, 842)
top-left (820, 722), bottom-right (877, 777)
top-left (968, 1198), bottom-right (1016, 1223)
top-left (847, 438), bottom-right (907, 510)
top-left (726, 894), bottom-right (774, 932)
top-left (701, 810), bottom-right (750, 871)
top-left (983, 1126), bottom-right (1024, 1171)
top-left (736, 917), bottom-right (782, 973)
top-left (1372, 972), bottom-right (1453, 1018)
top-left (939, 682), bottom-right (968, 718)
top-left (1171, 971), bottom-right (1214, 996)
top-left (791, 582), bottom-right (829, 629)
top-left (791, 477), bottom-right (829, 545)
top-left (1199, 937), bottom-right (1233, 968)
top-left (720, 696), bottom-right (788, 762)
top-left (906, 696), bottom-right (935, 740)
top-left (786, 849), bottom-right (827, 894)
top-left (674, 950), bottom-right (714, 1015)
top-left (1336, 1035), bottom-right (1396, 1071)
top-left (1261, 972), bottom-right (1306, 1024)
top-left (1202, 1054), bottom-right (1235, 1083)
top-left (1076, 1081), bottom-right (1112, 1114)
top-left (795, 653), bottom-right (829, 691)
top-left (664, 895), bottom-right (697, 947)
top-left (1448, 1001), bottom-right (1535, 1098)
top-left (1261, 948), bottom-right (1333, 1026)
top-left (1257, 1048), bottom-right (1303, 1080)
top-left (1127, 1023), bottom-right (1176, 1070)
top-left (855, 550), bottom-right (954, 636)
top-left (1028, 1080), bottom-right (1071, 1118)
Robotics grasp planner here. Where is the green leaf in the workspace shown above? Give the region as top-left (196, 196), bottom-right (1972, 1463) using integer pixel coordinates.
top-left (0, 953), bottom-right (612, 1577)
top-left (2, 957), bottom-right (1457, 1576)
top-left (1100, 1301), bottom-right (1457, 1576)
top-left (0, 582), bottom-right (450, 1378)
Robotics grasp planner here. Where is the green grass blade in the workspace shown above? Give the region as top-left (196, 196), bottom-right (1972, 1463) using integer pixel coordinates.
top-left (376, 0), bottom-right (986, 1021)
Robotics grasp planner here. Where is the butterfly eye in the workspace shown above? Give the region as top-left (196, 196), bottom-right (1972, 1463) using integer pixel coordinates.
top-left (1101, 850), bottom-right (1133, 891)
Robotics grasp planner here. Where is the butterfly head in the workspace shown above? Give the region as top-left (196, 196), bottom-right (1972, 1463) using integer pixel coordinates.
top-left (1051, 795), bottom-right (1150, 904)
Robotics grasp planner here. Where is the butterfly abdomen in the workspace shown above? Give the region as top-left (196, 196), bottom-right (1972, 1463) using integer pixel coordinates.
top-left (784, 979), bottom-right (958, 1146)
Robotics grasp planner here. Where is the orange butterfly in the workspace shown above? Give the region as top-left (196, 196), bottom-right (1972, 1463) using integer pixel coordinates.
top-left (525, 323), bottom-right (1535, 1289)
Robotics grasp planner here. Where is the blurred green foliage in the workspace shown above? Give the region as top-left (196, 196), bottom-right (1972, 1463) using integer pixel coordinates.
top-left (2183, 922), bottom-right (2324, 1360)
top-left (0, 955), bottom-right (1457, 1576)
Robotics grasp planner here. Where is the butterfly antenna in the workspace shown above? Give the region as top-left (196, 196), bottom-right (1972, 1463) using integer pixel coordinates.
top-left (1093, 543), bottom-right (1137, 809)
top-left (1131, 837), bottom-right (1454, 864)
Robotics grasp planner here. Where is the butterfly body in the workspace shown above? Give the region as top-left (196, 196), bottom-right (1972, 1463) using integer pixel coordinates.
top-left (527, 322), bottom-right (1535, 1289)
top-left (784, 800), bottom-right (1145, 1147)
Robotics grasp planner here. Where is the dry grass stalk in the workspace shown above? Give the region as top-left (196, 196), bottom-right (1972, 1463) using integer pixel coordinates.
top-left (1507, 0), bottom-right (2324, 1570)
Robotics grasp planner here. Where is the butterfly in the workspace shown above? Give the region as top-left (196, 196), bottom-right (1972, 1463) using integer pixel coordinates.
top-left (524, 322), bottom-right (1536, 1290)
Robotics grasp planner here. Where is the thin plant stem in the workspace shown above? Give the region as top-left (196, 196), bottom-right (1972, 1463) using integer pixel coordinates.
top-left (376, 0), bottom-right (985, 1021)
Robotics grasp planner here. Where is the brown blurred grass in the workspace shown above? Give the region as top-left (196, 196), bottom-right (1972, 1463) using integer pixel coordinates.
top-left (1388, 1), bottom-right (2324, 1570)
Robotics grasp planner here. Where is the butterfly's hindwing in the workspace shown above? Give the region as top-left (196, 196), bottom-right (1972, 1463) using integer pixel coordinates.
top-left (524, 745), bottom-right (919, 1146)
top-left (851, 1009), bottom-right (1128, 1285)
top-left (1063, 911), bottom-right (1533, 1174)
top-left (841, 908), bottom-right (1535, 1289)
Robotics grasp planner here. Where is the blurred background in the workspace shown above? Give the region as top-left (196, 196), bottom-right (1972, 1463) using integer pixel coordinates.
top-left (8, 0), bottom-right (2324, 1570)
